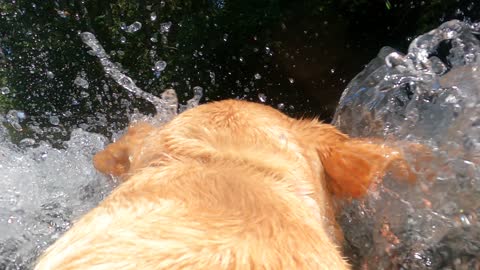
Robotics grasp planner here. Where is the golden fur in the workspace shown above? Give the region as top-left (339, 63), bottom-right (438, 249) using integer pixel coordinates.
top-left (34, 99), bottom-right (414, 270)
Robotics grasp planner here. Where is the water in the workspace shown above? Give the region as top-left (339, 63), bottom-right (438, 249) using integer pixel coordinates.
top-left (334, 20), bottom-right (480, 269)
top-left (0, 31), bottom-right (202, 269)
top-left (0, 129), bottom-right (114, 269)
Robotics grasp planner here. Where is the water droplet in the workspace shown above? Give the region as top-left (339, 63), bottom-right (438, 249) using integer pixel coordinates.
top-left (150, 12), bottom-right (157, 21)
top-left (254, 73), bottom-right (262, 80)
top-left (119, 76), bottom-right (134, 89)
top-left (193, 86), bottom-right (203, 96)
top-left (258, 93), bottom-right (267, 102)
top-left (56, 9), bottom-right (68, 18)
top-left (74, 76), bottom-right (89, 89)
top-left (288, 78), bottom-right (295, 84)
top-left (209, 72), bottom-right (216, 84)
top-left (19, 138), bottom-right (35, 147)
top-left (0, 87), bottom-right (10, 94)
top-left (445, 94), bottom-right (458, 104)
top-left (125, 21), bottom-right (142, 33)
top-left (265, 46), bottom-right (271, 55)
top-left (6, 110), bottom-right (24, 131)
top-left (49, 116), bottom-right (60, 126)
top-left (154, 60), bottom-right (167, 72)
top-left (330, 68), bottom-right (335, 74)
top-left (277, 103), bottom-right (285, 110)
top-left (120, 36), bottom-right (127, 43)
top-left (16, 111), bottom-right (26, 120)
top-left (239, 57), bottom-right (244, 62)
top-left (160, 22), bottom-right (172, 34)
top-left (46, 71), bottom-right (55, 79)
top-left (223, 33), bottom-right (228, 42)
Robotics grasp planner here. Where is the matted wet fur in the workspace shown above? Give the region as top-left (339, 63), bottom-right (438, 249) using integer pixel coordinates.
top-left (34, 99), bottom-right (414, 270)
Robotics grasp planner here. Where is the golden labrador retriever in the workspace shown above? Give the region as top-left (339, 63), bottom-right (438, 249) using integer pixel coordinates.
top-left (34, 99), bottom-right (414, 270)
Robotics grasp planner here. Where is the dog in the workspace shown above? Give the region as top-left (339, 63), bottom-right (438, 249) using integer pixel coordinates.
top-left (34, 99), bottom-right (415, 270)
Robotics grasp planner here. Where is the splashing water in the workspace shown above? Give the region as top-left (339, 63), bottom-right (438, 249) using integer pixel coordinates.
top-left (334, 20), bottom-right (480, 269)
top-left (80, 31), bottom-right (202, 124)
top-left (0, 129), bottom-right (114, 269)
top-left (0, 31), bottom-right (203, 269)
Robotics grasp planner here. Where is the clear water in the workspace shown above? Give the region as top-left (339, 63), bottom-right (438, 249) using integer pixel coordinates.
top-left (334, 20), bottom-right (480, 269)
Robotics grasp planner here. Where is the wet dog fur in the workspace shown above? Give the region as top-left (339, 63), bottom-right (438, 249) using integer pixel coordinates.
top-left (34, 99), bottom-right (414, 270)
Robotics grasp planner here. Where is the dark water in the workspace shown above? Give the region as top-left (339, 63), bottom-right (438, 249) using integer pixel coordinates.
top-left (0, 0), bottom-right (479, 144)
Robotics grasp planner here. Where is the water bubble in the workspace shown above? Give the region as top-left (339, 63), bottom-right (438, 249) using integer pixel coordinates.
top-left (288, 78), bottom-right (295, 84)
top-left (0, 86), bottom-right (10, 94)
top-left (277, 103), bottom-right (285, 110)
top-left (223, 33), bottom-right (228, 42)
top-left (74, 76), bottom-right (89, 89)
top-left (254, 73), bottom-right (262, 80)
top-left (330, 68), bottom-right (335, 74)
top-left (125, 21), bottom-right (142, 33)
top-left (120, 36), bottom-right (126, 43)
top-left (258, 93), bottom-right (267, 102)
top-left (154, 60), bottom-right (167, 72)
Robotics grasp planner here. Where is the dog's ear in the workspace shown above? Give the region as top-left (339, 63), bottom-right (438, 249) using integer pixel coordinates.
top-left (93, 123), bottom-right (154, 178)
top-left (299, 121), bottom-right (415, 198)
top-left (320, 138), bottom-right (416, 198)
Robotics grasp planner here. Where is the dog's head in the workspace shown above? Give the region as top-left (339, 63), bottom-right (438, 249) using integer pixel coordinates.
top-left (93, 99), bottom-right (415, 198)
